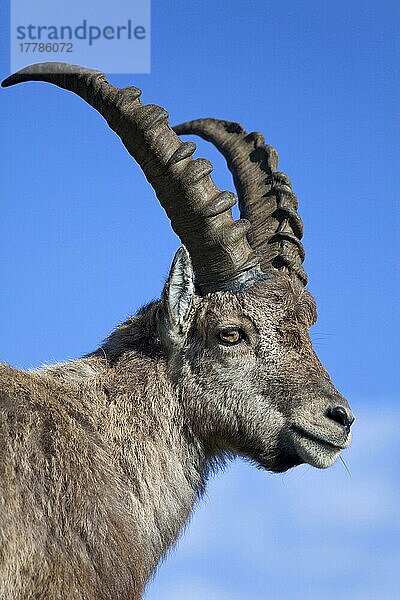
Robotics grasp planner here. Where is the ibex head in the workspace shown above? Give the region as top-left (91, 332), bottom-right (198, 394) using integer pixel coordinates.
top-left (2, 63), bottom-right (354, 475)
top-left (156, 250), bottom-right (352, 472)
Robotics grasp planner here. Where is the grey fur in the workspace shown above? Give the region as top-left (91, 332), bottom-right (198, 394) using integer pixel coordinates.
top-left (0, 70), bottom-right (354, 600)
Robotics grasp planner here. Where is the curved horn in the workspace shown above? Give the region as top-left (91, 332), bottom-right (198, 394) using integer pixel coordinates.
top-left (173, 119), bottom-right (307, 285)
top-left (2, 63), bottom-right (262, 294)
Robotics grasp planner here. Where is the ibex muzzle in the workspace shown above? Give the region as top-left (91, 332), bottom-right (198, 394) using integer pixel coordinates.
top-left (1, 63), bottom-right (354, 599)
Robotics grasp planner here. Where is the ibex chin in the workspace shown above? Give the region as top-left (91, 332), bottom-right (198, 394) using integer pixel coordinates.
top-left (1, 62), bottom-right (354, 599)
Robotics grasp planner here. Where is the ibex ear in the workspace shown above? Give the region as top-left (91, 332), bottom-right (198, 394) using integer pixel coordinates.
top-left (162, 246), bottom-right (195, 330)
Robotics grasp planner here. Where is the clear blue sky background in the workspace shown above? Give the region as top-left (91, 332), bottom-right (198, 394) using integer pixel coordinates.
top-left (0, 1), bottom-right (399, 598)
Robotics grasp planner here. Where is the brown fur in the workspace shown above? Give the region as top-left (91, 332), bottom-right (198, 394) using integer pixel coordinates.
top-left (0, 61), bottom-right (355, 599)
top-left (0, 262), bottom-right (353, 598)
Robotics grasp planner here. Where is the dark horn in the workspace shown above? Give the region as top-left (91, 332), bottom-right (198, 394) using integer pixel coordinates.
top-left (2, 63), bottom-right (263, 294)
top-left (173, 118), bottom-right (307, 285)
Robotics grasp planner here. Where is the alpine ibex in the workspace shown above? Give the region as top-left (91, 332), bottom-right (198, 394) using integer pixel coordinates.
top-left (1, 62), bottom-right (354, 599)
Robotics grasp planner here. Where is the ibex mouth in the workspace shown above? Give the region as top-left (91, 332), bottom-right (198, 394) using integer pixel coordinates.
top-left (291, 425), bottom-right (349, 450)
top-left (288, 425), bottom-right (350, 469)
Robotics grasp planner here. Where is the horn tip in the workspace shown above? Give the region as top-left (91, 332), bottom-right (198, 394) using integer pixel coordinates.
top-left (2, 62), bottom-right (102, 88)
top-left (1, 71), bottom-right (24, 87)
top-left (1, 62), bottom-right (55, 87)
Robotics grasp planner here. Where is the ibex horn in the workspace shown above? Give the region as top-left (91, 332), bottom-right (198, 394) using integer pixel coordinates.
top-left (173, 118), bottom-right (307, 285)
top-left (2, 63), bottom-right (265, 294)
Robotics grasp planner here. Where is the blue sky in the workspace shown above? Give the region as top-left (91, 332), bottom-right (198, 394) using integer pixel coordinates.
top-left (0, 1), bottom-right (398, 598)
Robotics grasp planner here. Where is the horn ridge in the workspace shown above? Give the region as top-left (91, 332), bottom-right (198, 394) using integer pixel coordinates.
top-left (2, 63), bottom-right (261, 294)
top-left (173, 118), bottom-right (307, 285)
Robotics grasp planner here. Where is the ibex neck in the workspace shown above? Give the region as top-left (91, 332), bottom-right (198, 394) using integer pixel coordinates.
top-left (82, 352), bottom-right (210, 575)
top-left (41, 351), bottom-right (211, 591)
top-left (107, 354), bottom-right (208, 574)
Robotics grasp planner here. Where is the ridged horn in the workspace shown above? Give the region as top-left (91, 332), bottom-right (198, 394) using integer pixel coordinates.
top-left (2, 63), bottom-right (263, 294)
top-left (173, 118), bottom-right (307, 285)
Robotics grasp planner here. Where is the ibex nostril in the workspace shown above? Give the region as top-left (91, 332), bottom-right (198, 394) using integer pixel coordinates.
top-left (327, 406), bottom-right (354, 430)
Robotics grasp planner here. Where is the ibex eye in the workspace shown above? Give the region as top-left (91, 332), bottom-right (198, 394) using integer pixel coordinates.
top-left (218, 328), bottom-right (243, 345)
